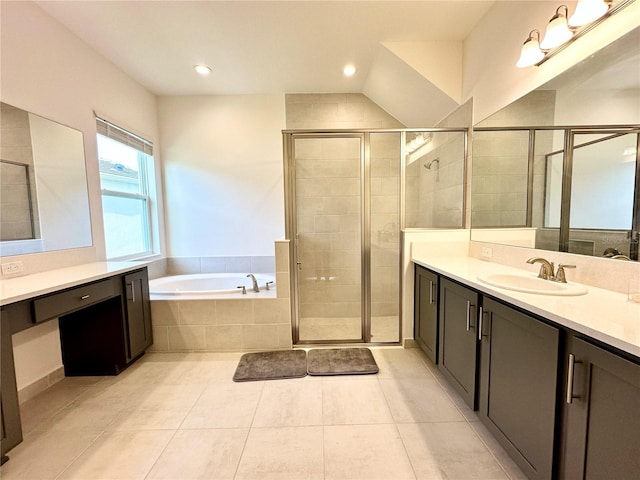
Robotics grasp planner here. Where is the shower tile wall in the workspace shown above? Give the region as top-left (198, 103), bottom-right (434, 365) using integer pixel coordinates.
top-left (295, 137), bottom-right (362, 337)
top-left (471, 130), bottom-right (530, 227)
top-left (149, 241), bottom-right (292, 352)
top-left (286, 93), bottom-right (404, 342)
top-left (405, 132), bottom-right (466, 228)
top-left (370, 133), bottom-right (400, 342)
top-left (472, 90), bottom-right (557, 227)
top-left (285, 93), bottom-right (404, 130)
top-left (0, 103), bottom-right (39, 241)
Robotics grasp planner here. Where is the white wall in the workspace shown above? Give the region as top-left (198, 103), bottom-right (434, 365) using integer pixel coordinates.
top-left (463, 0), bottom-right (640, 123)
top-left (158, 95), bottom-right (286, 257)
top-left (1, 1), bottom-right (161, 390)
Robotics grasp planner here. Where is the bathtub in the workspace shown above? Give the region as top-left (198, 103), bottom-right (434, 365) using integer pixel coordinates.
top-left (149, 273), bottom-right (276, 299)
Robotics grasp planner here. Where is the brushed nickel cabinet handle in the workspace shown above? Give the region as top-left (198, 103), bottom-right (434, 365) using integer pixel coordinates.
top-left (566, 353), bottom-right (582, 404)
top-left (132, 281), bottom-right (136, 303)
top-left (429, 280), bottom-right (434, 305)
top-left (466, 301), bottom-right (471, 331)
top-left (478, 307), bottom-right (483, 341)
top-left (80, 295), bottom-right (90, 300)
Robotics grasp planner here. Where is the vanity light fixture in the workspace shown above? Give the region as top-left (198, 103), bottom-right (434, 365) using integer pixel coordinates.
top-left (516, 0), bottom-right (633, 68)
top-left (540, 6), bottom-right (573, 50)
top-left (516, 30), bottom-right (546, 68)
top-left (569, 0), bottom-right (610, 26)
top-left (194, 64), bottom-right (212, 76)
top-left (343, 64), bottom-right (357, 77)
top-left (406, 133), bottom-right (432, 154)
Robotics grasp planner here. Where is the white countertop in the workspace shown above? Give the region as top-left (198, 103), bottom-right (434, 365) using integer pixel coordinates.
top-left (0, 262), bottom-right (149, 306)
top-left (412, 255), bottom-right (640, 359)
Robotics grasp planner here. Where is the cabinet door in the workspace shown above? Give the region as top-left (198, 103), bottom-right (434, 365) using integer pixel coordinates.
top-left (124, 269), bottom-right (152, 362)
top-left (560, 336), bottom-right (640, 480)
top-left (438, 278), bottom-right (479, 409)
top-left (479, 298), bottom-right (559, 480)
top-left (414, 266), bottom-right (438, 363)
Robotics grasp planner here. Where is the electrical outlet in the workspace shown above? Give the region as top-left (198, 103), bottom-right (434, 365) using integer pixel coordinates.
top-left (1, 261), bottom-right (24, 275)
top-left (481, 247), bottom-right (493, 258)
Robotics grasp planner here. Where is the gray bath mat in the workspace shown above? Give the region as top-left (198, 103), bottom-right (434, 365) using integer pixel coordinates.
top-left (233, 350), bottom-right (307, 382)
top-left (307, 348), bottom-right (379, 376)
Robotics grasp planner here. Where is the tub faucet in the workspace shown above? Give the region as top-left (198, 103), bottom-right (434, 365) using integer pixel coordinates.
top-left (247, 273), bottom-right (260, 293)
top-left (526, 257), bottom-right (555, 280)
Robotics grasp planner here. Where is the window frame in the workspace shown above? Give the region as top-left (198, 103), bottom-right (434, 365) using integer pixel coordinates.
top-left (96, 117), bottom-right (156, 260)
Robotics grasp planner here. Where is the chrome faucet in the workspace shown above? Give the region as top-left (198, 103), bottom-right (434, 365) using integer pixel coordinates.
top-left (526, 257), bottom-right (555, 280)
top-left (247, 273), bottom-right (259, 293)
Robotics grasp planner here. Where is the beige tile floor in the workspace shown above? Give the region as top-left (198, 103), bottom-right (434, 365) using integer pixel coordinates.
top-left (1, 348), bottom-right (527, 480)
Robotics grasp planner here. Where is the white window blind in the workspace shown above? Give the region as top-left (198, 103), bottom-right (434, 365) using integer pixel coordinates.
top-left (96, 117), bottom-right (153, 156)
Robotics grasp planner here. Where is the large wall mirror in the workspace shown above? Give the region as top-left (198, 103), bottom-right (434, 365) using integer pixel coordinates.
top-left (471, 26), bottom-right (640, 261)
top-left (0, 102), bottom-right (92, 256)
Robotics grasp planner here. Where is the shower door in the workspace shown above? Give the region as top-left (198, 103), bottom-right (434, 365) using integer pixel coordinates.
top-left (286, 132), bottom-right (402, 344)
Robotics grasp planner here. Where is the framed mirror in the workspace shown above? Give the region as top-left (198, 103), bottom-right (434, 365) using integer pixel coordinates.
top-left (0, 102), bottom-right (92, 256)
top-left (471, 26), bottom-right (640, 261)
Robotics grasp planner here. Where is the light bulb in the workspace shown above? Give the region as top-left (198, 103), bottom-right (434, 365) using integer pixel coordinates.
top-left (194, 64), bottom-right (212, 76)
top-left (343, 65), bottom-right (357, 77)
top-left (569, 0), bottom-right (609, 27)
top-left (516, 31), bottom-right (545, 68)
top-left (540, 6), bottom-right (574, 50)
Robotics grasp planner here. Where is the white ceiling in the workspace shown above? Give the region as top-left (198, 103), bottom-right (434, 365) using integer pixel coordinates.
top-left (35, 1), bottom-right (495, 124)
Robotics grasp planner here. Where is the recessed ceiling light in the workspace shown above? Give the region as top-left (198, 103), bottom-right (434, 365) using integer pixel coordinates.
top-left (194, 64), bottom-right (212, 76)
top-left (343, 65), bottom-right (356, 77)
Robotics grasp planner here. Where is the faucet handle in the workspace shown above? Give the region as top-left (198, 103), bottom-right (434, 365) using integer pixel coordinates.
top-left (555, 264), bottom-right (576, 283)
top-left (265, 281), bottom-right (274, 291)
top-left (237, 285), bottom-right (247, 295)
top-left (526, 257), bottom-right (555, 280)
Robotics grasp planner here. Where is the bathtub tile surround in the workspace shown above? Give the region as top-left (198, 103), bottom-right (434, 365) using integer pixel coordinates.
top-left (165, 255), bottom-right (275, 276)
top-left (150, 240), bottom-right (292, 352)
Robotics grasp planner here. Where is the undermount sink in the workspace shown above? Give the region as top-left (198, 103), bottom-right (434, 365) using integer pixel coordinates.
top-left (477, 272), bottom-right (588, 296)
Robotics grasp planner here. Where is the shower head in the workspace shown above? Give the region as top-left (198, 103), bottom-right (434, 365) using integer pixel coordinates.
top-left (424, 158), bottom-right (440, 170)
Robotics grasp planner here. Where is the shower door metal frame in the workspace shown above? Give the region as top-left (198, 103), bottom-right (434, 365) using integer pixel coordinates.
top-left (284, 128), bottom-right (469, 346)
top-left (284, 131), bottom-right (372, 345)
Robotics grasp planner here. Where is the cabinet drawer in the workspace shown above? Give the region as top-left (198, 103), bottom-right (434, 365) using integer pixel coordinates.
top-left (33, 279), bottom-right (116, 324)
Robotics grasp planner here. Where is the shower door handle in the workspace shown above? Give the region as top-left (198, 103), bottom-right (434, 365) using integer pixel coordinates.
top-left (295, 233), bottom-right (302, 270)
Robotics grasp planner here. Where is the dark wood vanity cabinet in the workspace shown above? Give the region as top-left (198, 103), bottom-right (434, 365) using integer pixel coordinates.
top-left (438, 278), bottom-right (480, 409)
top-left (0, 302), bottom-right (27, 463)
top-left (435, 279), bottom-right (559, 479)
top-left (58, 269), bottom-right (152, 375)
top-left (559, 336), bottom-right (640, 480)
top-left (414, 266), bottom-right (439, 363)
top-left (415, 265), bottom-right (640, 480)
top-left (479, 298), bottom-right (559, 480)
top-left (0, 266), bottom-right (152, 461)
top-left (123, 269), bottom-right (153, 362)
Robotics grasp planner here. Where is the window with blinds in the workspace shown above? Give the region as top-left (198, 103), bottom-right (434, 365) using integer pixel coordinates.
top-left (96, 117), bottom-right (155, 259)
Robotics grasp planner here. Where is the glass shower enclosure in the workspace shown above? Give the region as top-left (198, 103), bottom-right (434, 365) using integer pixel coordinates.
top-left (283, 128), bottom-right (468, 345)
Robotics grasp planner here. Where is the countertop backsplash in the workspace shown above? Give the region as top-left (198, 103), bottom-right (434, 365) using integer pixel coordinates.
top-left (468, 241), bottom-right (640, 296)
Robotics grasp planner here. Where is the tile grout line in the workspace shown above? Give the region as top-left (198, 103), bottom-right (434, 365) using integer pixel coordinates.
top-left (376, 367), bottom-right (419, 480)
top-left (412, 347), bottom-right (520, 480)
top-left (140, 378), bottom-right (212, 480)
top-left (232, 379), bottom-right (266, 479)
